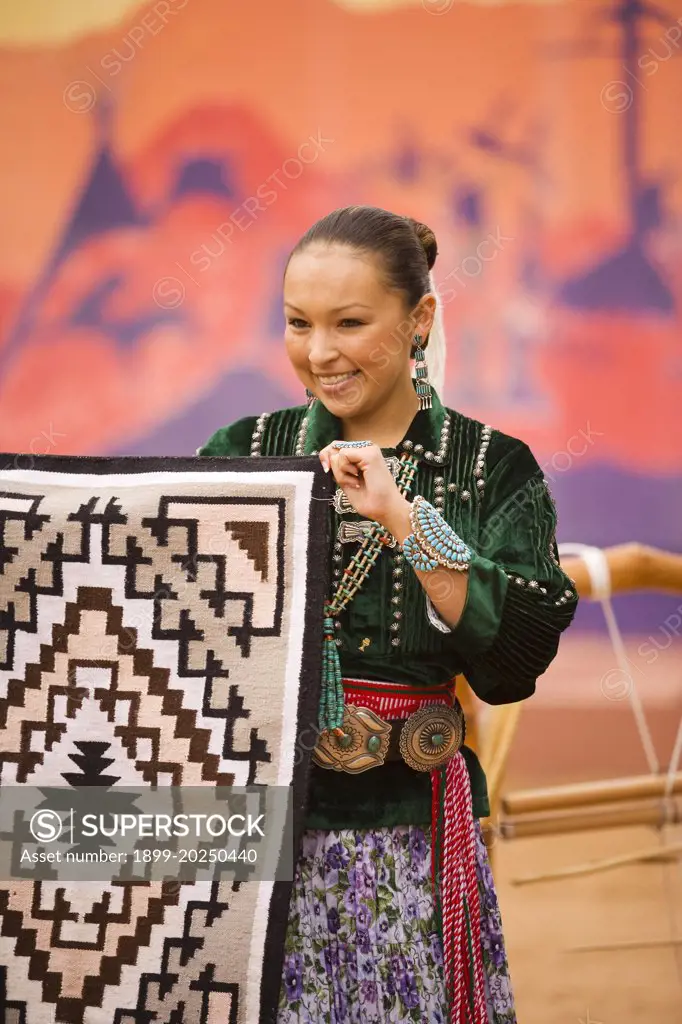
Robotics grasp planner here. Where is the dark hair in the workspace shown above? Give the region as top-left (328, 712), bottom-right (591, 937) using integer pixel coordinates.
top-left (286, 205), bottom-right (438, 309)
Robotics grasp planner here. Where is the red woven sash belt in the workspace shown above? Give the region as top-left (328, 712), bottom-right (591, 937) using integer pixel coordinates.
top-left (341, 677), bottom-right (488, 1024)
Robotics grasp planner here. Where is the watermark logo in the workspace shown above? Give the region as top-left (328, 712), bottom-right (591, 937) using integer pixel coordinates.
top-left (152, 130), bottom-right (334, 308)
top-left (600, 17), bottom-right (682, 114)
top-left (4, 787), bottom-right (292, 883)
top-left (598, 601), bottom-right (682, 703)
top-left (422, 0), bottom-right (456, 14)
top-left (29, 809), bottom-right (70, 843)
top-left (599, 667), bottom-right (634, 702)
top-left (600, 81), bottom-right (634, 114)
top-left (63, 0), bottom-right (191, 114)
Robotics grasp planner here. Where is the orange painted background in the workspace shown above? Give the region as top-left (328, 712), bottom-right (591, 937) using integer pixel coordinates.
top-left (0, 0), bottom-right (680, 594)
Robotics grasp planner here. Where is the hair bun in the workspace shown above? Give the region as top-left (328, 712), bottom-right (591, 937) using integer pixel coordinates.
top-left (405, 217), bottom-right (438, 271)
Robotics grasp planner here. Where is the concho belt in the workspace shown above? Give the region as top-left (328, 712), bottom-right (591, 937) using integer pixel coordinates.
top-left (312, 699), bottom-right (465, 773)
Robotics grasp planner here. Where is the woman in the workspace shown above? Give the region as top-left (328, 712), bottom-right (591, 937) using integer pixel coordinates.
top-left (199, 206), bottom-right (578, 1023)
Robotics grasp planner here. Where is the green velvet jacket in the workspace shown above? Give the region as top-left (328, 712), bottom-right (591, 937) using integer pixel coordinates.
top-left (199, 390), bottom-right (578, 829)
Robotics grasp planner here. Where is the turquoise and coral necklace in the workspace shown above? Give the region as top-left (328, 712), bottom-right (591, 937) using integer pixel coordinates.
top-left (318, 450), bottom-right (419, 735)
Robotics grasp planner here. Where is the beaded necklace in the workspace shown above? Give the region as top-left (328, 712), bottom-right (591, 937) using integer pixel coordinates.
top-left (319, 450), bottom-right (419, 735)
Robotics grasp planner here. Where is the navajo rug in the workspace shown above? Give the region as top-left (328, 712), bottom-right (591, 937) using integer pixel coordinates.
top-left (0, 454), bottom-right (331, 1024)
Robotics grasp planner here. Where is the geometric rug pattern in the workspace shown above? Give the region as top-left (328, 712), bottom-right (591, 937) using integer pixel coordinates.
top-left (0, 454), bottom-right (329, 1023)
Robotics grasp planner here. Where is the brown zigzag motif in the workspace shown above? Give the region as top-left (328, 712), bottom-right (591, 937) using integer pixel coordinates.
top-left (0, 587), bottom-right (235, 787)
top-left (0, 880), bottom-right (186, 1023)
top-left (224, 521), bottom-right (269, 582)
top-left (0, 472), bottom-right (320, 1024)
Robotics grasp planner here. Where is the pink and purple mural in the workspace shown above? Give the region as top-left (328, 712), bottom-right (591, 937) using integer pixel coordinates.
top-left (0, 0), bottom-right (680, 631)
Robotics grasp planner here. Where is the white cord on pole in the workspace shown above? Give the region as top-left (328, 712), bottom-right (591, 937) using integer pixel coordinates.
top-left (558, 543), bottom-right (660, 775)
top-left (560, 544), bottom-right (682, 991)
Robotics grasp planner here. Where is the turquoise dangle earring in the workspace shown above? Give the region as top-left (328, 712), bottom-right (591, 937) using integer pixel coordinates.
top-left (305, 388), bottom-right (316, 408)
top-left (413, 335), bottom-right (432, 410)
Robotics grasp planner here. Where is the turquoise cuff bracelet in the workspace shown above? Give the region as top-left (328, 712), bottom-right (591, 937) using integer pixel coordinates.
top-left (402, 495), bottom-right (473, 572)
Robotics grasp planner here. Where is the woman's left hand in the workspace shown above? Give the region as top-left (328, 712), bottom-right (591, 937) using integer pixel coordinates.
top-left (319, 441), bottom-right (411, 537)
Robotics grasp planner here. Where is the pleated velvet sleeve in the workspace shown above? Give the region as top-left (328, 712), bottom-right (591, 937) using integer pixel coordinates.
top-left (442, 438), bottom-right (578, 705)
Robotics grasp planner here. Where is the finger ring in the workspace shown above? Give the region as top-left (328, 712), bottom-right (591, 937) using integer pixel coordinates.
top-left (331, 440), bottom-right (372, 449)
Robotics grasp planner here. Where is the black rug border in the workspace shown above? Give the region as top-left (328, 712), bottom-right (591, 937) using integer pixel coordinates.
top-left (0, 452), bottom-right (333, 1024)
top-left (0, 453), bottom-right (324, 478)
top-left (257, 460), bottom-right (331, 1022)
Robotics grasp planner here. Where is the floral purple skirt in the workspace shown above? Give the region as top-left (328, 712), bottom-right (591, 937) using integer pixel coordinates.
top-left (277, 822), bottom-right (516, 1023)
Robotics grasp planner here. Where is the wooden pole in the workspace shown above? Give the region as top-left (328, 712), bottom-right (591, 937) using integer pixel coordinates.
top-left (502, 773), bottom-right (682, 816)
top-left (457, 677), bottom-right (479, 755)
top-left (482, 702), bottom-right (524, 807)
top-left (567, 937), bottom-right (682, 953)
top-left (499, 797), bottom-right (682, 839)
top-left (478, 705), bottom-right (505, 773)
top-left (511, 840), bottom-right (682, 885)
top-left (561, 543), bottom-right (682, 598)
top-left (479, 702), bottom-right (525, 867)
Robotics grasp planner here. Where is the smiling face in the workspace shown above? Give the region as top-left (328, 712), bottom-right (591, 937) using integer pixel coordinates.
top-left (283, 243), bottom-right (434, 421)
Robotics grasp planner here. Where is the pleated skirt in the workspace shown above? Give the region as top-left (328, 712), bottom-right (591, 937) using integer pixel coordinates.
top-left (277, 821), bottom-right (517, 1023)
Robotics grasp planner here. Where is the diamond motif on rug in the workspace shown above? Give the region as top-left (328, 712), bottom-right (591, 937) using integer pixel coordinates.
top-left (0, 462), bottom-right (328, 1023)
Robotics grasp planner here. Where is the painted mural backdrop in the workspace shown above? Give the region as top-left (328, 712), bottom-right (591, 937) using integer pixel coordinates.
top-left (0, 0), bottom-right (681, 630)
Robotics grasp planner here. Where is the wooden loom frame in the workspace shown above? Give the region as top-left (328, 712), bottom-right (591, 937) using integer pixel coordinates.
top-left (463, 543), bottom-right (682, 875)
